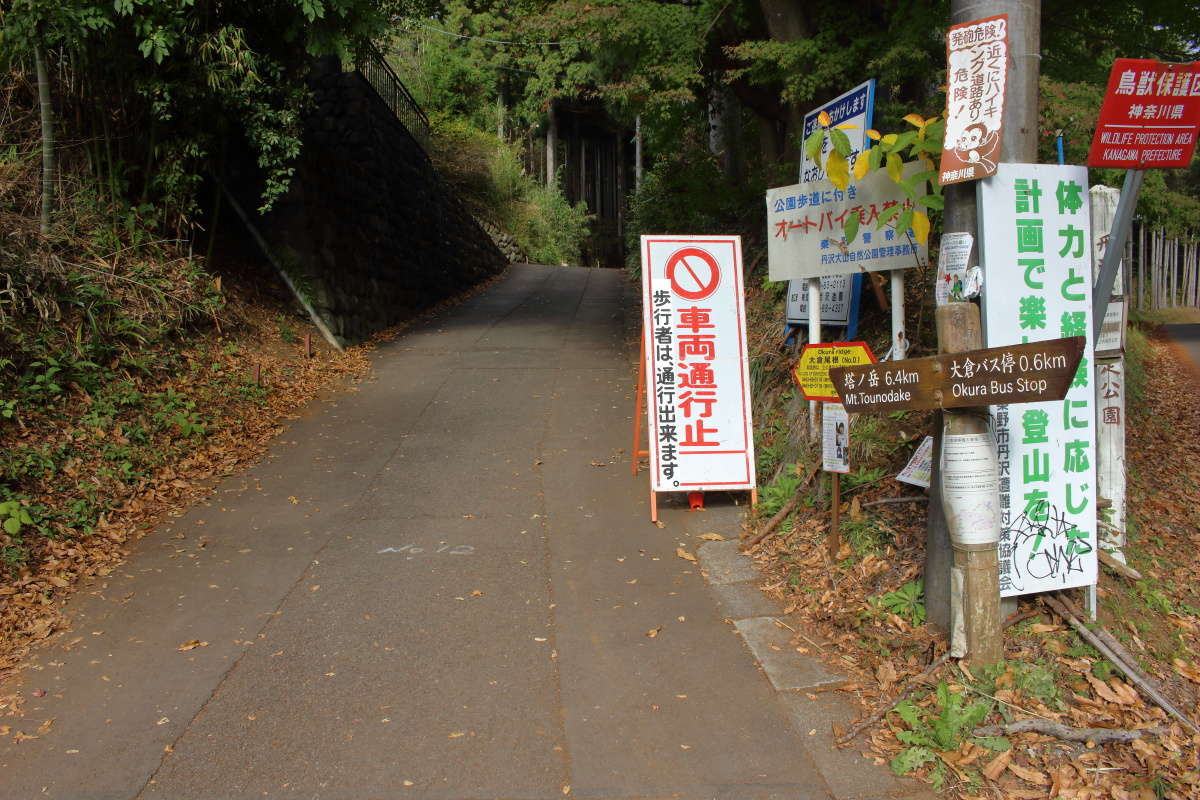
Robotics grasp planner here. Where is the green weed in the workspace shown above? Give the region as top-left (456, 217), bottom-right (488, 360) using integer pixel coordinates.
top-left (876, 579), bottom-right (925, 625)
top-left (890, 682), bottom-right (1002, 786)
top-left (843, 517), bottom-right (891, 556)
top-left (759, 465), bottom-right (803, 516)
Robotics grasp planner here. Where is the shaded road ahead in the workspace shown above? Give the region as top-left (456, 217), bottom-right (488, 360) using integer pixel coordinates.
top-left (1165, 324), bottom-right (1200, 372)
top-left (1, 265), bottom-right (929, 799)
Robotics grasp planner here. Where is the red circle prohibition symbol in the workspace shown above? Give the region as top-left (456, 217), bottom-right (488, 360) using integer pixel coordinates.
top-left (665, 247), bottom-right (721, 301)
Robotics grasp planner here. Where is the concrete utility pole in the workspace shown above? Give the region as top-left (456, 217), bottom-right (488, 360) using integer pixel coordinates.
top-left (926, 0), bottom-right (1040, 664)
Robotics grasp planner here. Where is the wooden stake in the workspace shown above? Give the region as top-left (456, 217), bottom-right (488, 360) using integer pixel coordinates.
top-left (829, 472), bottom-right (841, 560)
top-left (1138, 222), bottom-right (1145, 311)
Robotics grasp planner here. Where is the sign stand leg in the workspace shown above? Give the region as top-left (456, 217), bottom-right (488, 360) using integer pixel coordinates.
top-left (890, 269), bottom-right (907, 359)
top-left (632, 327), bottom-right (647, 476)
top-left (807, 277), bottom-right (821, 441)
top-left (829, 472), bottom-right (841, 560)
top-left (649, 491), bottom-right (658, 524)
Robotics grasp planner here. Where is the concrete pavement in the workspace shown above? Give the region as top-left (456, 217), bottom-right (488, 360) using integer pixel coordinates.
top-left (0, 265), bottom-right (932, 800)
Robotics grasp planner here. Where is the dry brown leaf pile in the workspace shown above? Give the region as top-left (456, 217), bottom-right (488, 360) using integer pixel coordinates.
top-left (745, 329), bottom-right (1200, 797)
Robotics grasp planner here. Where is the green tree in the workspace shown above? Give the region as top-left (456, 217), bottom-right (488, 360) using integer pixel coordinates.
top-left (1, 0), bottom-right (436, 220)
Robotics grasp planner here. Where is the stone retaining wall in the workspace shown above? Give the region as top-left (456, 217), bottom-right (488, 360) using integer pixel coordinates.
top-left (260, 59), bottom-right (507, 346)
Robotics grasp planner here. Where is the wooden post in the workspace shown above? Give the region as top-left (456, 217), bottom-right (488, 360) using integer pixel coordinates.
top-left (1138, 223), bottom-right (1145, 311)
top-left (937, 303), bottom-right (1002, 666)
top-left (829, 472), bottom-right (841, 560)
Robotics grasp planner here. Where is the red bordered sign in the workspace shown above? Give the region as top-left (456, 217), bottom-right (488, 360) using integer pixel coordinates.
top-left (1088, 58), bottom-right (1200, 169)
top-left (640, 236), bottom-right (756, 493)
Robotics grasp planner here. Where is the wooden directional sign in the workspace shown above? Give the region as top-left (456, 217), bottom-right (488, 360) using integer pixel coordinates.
top-left (830, 337), bottom-right (1085, 414)
top-left (793, 341), bottom-right (876, 402)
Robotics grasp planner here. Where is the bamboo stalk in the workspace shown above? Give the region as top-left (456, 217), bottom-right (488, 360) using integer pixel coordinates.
top-left (1043, 594), bottom-right (1199, 734)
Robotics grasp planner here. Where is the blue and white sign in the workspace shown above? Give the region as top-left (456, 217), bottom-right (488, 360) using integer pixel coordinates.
top-left (799, 79), bottom-right (876, 184)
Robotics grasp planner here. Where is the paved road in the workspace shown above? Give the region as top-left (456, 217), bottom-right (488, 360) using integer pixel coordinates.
top-left (0, 265), bottom-right (929, 800)
top-left (1165, 324), bottom-right (1200, 372)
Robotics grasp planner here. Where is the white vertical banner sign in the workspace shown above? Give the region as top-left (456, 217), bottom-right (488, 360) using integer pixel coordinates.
top-left (640, 236), bottom-right (756, 493)
top-left (1091, 186), bottom-right (1127, 357)
top-left (1091, 185), bottom-right (1127, 558)
top-left (981, 164), bottom-right (1097, 597)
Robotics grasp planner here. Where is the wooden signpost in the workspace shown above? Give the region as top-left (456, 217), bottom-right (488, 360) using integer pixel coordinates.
top-left (829, 332), bottom-right (1084, 666)
top-left (792, 341), bottom-right (876, 402)
top-left (791, 342), bottom-right (875, 559)
top-left (829, 337), bottom-right (1084, 413)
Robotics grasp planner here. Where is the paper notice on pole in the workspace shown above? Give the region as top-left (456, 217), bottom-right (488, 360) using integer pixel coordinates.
top-left (940, 432), bottom-right (1000, 547)
top-left (822, 403), bottom-right (850, 474)
top-left (935, 232), bottom-right (973, 306)
top-left (896, 436), bottom-right (933, 488)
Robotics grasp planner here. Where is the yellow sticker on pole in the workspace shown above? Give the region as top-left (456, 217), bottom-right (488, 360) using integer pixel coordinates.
top-left (792, 342), bottom-right (877, 402)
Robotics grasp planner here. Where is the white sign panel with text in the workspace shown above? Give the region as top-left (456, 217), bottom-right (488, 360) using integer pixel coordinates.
top-left (981, 164), bottom-right (1097, 597)
top-left (641, 236), bottom-right (756, 493)
top-left (766, 165), bottom-right (927, 282)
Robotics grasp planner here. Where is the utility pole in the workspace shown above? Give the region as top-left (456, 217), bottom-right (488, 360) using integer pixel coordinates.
top-left (926, 0), bottom-right (1039, 664)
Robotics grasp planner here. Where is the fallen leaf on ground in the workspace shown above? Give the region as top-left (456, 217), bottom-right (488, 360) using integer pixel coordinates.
top-left (698, 533), bottom-right (724, 541)
top-left (646, 627), bottom-right (662, 638)
top-left (1007, 761), bottom-right (1050, 785)
top-left (676, 548), bottom-right (696, 562)
top-left (176, 640), bottom-right (208, 651)
top-left (875, 661), bottom-right (898, 689)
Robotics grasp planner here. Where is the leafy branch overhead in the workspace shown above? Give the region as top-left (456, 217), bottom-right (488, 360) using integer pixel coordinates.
top-left (804, 111), bottom-right (946, 247)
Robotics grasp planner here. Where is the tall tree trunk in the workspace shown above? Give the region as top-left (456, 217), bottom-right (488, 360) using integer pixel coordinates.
top-left (634, 115), bottom-right (643, 193)
top-left (757, 0), bottom-right (810, 157)
top-left (545, 104), bottom-right (557, 189)
top-left (34, 42), bottom-right (54, 236)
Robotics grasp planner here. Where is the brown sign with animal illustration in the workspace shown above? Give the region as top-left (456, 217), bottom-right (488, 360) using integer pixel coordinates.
top-left (939, 14), bottom-right (1008, 185)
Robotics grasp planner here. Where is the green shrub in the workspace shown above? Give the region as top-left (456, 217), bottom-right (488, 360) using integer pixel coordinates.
top-left (427, 112), bottom-right (589, 265)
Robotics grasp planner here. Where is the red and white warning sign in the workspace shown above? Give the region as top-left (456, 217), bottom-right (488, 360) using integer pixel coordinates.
top-left (641, 236), bottom-right (756, 493)
top-left (1088, 58), bottom-right (1200, 169)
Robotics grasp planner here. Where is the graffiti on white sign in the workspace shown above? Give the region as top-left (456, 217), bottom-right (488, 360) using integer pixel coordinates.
top-left (981, 164), bottom-right (1097, 597)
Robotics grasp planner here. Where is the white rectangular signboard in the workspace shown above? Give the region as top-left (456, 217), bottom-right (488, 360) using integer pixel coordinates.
top-left (786, 274), bottom-right (861, 326)
top-left (1090, 185), bottom-right (1126, 357)
top-left (641, 236), bottom-right (756, 493)
top-left (981, 163), bottom-right (1097, 597)
top-left (766, 165), bottom-right (928, 282)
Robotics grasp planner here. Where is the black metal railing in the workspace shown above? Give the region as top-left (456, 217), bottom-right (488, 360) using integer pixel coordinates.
top-left (357, 45), bottom-right (430, 154)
